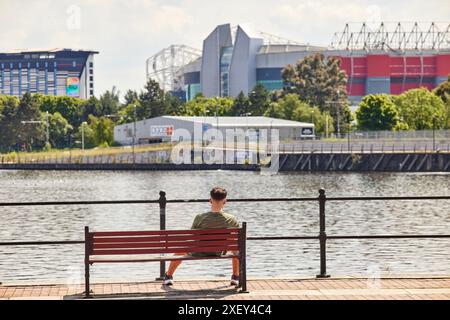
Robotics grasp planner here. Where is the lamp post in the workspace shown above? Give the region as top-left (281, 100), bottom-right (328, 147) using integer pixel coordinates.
top-left (347, 122), bottom-right (351, 152)
top-left (337, 90), bottom-right (341, 138)
top-left (133, 105), bottom-right (137, 164)
top-left (325, 98), bottom-right (342, 138)
top-left (21, 111), bottom-right (50, 150)
top-left (433, 116), bottom-right (437, 153)
top-left (45, 111), bottom-right (49, 147)
top-left (81, 122), bottom-right (87, 151)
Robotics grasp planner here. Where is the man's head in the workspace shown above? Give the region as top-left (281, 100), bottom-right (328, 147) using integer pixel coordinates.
top-left (210, 187), bottom-right (227, 209)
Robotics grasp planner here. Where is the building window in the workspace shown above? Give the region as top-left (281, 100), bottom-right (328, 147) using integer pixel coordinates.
top-left (89, 62), bottom-right (93, 68)
top-left (90, 76), bottom-right (94, 81)
top-left (257, 80), bottom-right (284, 91)
top-left (89, 69), bottom-right (93, 75)
top-left (90, 90), bottom-right (94, 95)
top-left (220, 47), bottom-right (233, 97)
top-left (90, 83), bottom-right (94, 88)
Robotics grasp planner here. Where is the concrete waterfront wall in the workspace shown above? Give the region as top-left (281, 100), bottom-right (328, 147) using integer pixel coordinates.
top-left (2, 153), bottom-right (450, 172)
top-left (0, 163), bottom-right (259, 171)
top-left (278, 153), bottom-right (450, 172)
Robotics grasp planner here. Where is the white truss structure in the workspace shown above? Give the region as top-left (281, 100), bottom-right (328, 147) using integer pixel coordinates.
top-left (330, 22), bottom-right (450, 52)
top-left (146, 45), bottom-right (201, 92)
top-left (230, 25), bottom-right (304, 46)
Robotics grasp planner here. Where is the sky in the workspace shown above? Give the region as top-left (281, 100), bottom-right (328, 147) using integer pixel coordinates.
top-left (1, 0), bottom-right (449, 99)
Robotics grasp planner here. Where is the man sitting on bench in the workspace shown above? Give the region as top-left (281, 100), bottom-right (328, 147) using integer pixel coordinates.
top-left (163, 187), bottom-right (241, 286)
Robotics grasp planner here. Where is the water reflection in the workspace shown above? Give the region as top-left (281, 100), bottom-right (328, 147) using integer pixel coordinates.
top-left (0, 170), bottom-right (449, 284)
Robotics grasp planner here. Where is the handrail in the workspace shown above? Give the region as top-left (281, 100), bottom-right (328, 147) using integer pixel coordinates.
top-left (1, 190), bottom-right (449, 280)
top-left (2, 234), bottom-right (450, 247)
top-left (1, 195), bottom-right (450, 207)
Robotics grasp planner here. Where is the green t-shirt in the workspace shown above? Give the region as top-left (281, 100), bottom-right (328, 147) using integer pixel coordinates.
top-left (191, 211), bottom-right (240, 230)
top-left (190, 211), bottom-right (240, 257)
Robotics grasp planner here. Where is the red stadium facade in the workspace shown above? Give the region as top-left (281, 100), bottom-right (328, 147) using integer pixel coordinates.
top-left (333, 51), bottom-right (450, 103)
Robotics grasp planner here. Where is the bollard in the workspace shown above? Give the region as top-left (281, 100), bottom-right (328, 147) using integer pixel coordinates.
top-left (317, 189), bottom-right (330, 278)
top-left (156, 191), bottom-right (167, 280)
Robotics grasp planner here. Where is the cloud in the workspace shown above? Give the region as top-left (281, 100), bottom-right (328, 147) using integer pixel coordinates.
top-left (0, 0), bottom-right (449, 97)
top-left (270, 1), bottom-right (376, 44)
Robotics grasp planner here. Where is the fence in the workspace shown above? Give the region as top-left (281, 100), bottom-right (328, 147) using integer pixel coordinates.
top-left (318, 129), bottom-right (450, 141)
top-left (279, 142), bottom-right (450, 154)
top-left (0, 143), bottom-right (173, 165)
top-left (1, 190), bottom-right (450, 285)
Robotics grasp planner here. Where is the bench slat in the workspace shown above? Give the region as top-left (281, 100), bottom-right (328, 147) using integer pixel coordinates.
top-left (89, 254), bottom-right (238, 264)
top-left (92, 245), bottom-right (239, 256)
top-left (92, 234), bottom-right (238, 244)
top-left (93, 228), bottom-right (240, 237)
top-left (93, 240), bottom-right (238, 250)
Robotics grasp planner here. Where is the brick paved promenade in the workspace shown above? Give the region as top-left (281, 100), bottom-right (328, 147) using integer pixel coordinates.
top-left (1, 277), bottom-right (449, 300)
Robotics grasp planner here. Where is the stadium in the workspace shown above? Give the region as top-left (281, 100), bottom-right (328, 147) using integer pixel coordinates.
top-left (146, 22), bottom-right (450, 105)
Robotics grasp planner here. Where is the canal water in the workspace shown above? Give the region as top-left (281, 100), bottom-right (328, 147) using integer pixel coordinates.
top-left (0, 170), bottom-right (449, 285)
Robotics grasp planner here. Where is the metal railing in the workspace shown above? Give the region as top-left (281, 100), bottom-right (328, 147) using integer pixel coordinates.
top-left (318, 129), bottom-right (450, 140)
top-left (1, 190), bottom-right (450, 282)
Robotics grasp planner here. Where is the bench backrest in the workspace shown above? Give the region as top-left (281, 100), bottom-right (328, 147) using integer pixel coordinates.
top-left (85, 227), bottom-right (244, 256)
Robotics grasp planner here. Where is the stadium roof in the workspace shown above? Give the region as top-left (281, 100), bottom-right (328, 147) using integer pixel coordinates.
top-left (1, 48), bottom-right (99, 54)
top-left (258, 44), bottom-right (328, 54)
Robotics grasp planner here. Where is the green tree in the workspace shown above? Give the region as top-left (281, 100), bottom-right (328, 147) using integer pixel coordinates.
top-left (99, 87), bottom-right (121, 116)
top-left (248, 84), bottom-right (270, 116)
top-left (75, 115), bottom-right (114, 148)
top-left (264, 94), bottom-right (334, 134)
top-left (265, 93), bottom-right (301, 119)
top-left (48, 112), bottom-right (73, 148)
top-left (434, 75), bottom-right (450, 103)
top-left (282, 53), bottom-right (348, 130)
top-left (394, 88), bottom-right (446, 130)
top-left (183, 96), bottom-right (233, 116)
top-left (264, 101), bottom-right (285, 119)
top-left (91, 116), bottom-right (115, 147)
top-left (231, 91), bottom-right (250, 116)
top-left (445, 96), bottom-right (450, 129)
top-left (80, 96), bottom-right (103, 122)
top-left (163, 92), bottom-right (183, 116)
top-left (16, 93), bottom-right (46, 151)
top-left (356, 94), bottom-right (401, 131)
top-left (123, 89), bottom-right (139, 107)
top-left (139, 79), bottom-right (166, 119)
top-left (0, 95), bottom-right (20, 151)
top-left (292, 104), bottom-right (334, 135)
top-left (117, 100), bottom-right (141, 125)
top-left (38, 95), bottom-right (84, 128)
top-left (75, 122), bottom-right (96, 149)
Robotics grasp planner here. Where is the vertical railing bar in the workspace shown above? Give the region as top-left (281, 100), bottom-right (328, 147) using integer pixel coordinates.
top-left (317, 189), bottom-right (330, 278)
top-left (157, 191), bottom-right (167, 280)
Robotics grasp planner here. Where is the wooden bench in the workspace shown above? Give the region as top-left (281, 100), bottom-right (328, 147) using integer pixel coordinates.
top-left (84, 222), bottom-right (247, 298)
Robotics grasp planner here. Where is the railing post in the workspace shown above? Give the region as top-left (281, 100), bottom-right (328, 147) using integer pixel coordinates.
top-left (84, 226), bottom-right (93, 298)
top-left (317, 189), bottom-right (330, 278)
top-left (156, 191), bottom-right (167, 280)
top-left (239, 222), bottom-right (248, 293)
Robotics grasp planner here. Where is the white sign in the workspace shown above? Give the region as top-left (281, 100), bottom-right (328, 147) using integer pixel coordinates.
top-left (151, 126), bottom-right (174, 137)
top-left (301, 127), bottom-right (314, 136)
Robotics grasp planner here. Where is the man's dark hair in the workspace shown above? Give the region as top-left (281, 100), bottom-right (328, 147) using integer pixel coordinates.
top-left (210, 187), bottom-right (227, 201)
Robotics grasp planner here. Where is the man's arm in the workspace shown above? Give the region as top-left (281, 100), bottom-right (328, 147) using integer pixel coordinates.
top-left (191, 215), bottom-right (200, 230)
top-left (230, 216), bottom-right (240, 228)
